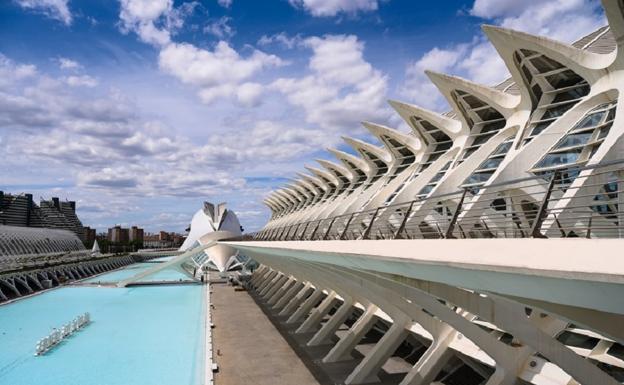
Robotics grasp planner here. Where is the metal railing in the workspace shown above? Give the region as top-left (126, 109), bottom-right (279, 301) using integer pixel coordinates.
top-left (251, 160), bottom-right (624, 241)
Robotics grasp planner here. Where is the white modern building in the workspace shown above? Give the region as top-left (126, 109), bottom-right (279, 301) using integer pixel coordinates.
top-left (224, 2), bottom-right (624, 385)
top-left (180, 201), bottom-right (243, 272)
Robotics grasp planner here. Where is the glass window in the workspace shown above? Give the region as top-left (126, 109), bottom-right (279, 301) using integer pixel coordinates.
top-left (535, 150), bottom-right (582, 169)
top-left (608, 343), bottom-right (624, 361)
top-left (598, 123), bottom-right (612, 140)
top-left (542, 101), bottom-right (576, 119)
top-left (492, 141), bottom-right (513, 156)
top-left (529, 121), bottom-right (553, 137)
top-left (464, 171), bottom-right (494, 185)
top-left (573, 111), bottom-right (606, 130)
top-left (417, 184), bottom-right (434, 197)
top-left (478, 157), bottom-right (503, 170)
top-left (554, 132), bottom-right (592, 149)
top-left (557, 331), bottom-right (599, 350)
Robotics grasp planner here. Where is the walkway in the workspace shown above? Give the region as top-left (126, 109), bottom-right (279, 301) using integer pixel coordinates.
top-left (211, 276), bottom-right (320, 385)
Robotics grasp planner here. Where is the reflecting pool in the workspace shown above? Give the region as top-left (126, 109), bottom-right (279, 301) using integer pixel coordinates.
top-left (0, 260), bottom-right (206, 385)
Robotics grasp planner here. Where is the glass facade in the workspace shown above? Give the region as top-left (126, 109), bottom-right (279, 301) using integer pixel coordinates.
top-left (533, 100), bottom-right (617, 172)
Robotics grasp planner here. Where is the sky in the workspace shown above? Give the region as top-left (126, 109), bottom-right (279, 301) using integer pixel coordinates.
top-left (0, 0), bottom-right (607, 233)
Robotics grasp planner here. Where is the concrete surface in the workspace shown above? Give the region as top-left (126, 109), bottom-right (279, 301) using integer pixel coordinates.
top-left (211, 279), bottom-right (321, 385)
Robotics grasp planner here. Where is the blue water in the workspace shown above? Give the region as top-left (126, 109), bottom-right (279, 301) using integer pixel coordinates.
top-left (85, 258), bottom-right (190, 283)
top-left (0, 261), bottom-right (206, 385)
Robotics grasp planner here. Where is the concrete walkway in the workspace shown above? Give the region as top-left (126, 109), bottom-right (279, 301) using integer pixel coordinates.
top-left (211, 280), bottom-right (320, 385)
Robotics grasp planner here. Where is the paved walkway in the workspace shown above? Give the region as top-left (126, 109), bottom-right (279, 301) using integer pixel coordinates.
top-left (211, 281), bottom-right (320, 385)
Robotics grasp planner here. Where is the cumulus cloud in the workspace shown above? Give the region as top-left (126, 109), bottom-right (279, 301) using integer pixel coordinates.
top-left (471, 0), bottom-right (605, 43)
top-left (271, 34), bottom-right (389, 131)
top-left (15, 0), bottom-right (72, 25)
top-left (203, 16), bottom-right (235, 39)
top-left (159, 41), bottom-right (284, 105)
top-left (58, 57), bottom-right (81, 70)
top-left (1, 54), bottom-right (333, 207)
top-left (258, 32), bottom-right (302, 49)
top-left (65, 75), bottom-right (98, 87)
top-left (217, 0), bottom-right (232, 8)
top-left (118, 0), bottom-right (198, 46)
top-left (288, 0), bottom-right (379, 17)
top-left (399, 0), bottom-right (605, 111)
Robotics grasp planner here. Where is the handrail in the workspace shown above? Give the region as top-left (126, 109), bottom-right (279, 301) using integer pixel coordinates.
top-left (251, 161), bottom-right (624, 241)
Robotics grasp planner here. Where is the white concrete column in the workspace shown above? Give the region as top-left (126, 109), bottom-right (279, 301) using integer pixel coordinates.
top-left (250, 265), bottom-right (268, 286)
top-left (251, 266), bottom-right (267, 284)
top-left (268, 277), bottom-right (296, 305)
top-left (399, 327), bottom-right (456, 385)
top-left (307, 297), bottom-right (355, 346)
top-left (345, 318), bottom-right (410, 385)
top-left (263, 275), bottom-right (289, 300)
top-left (296, 291), bottom-right (337, 333)
top-left (323, 305), bottom-right (378, 363)
top-left (279, 283), bottom-right (312, 316)
top-left (256, 270), bottom-right (278, 292)
top-left (287, 288), bottom-right (323, 324)
top-left (274, 281), bottom-right (304, 310)
top-left (259, 272), bottom-right (283, 296)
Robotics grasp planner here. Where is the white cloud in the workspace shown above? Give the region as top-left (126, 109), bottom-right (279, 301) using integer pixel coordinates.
top-left (258, 32), bottom-right (302, 49)
top-left (236, 82), bottom-right (263, 107)
top-left (203, 16), bottom-right (235, 39)
top-left (15, 0), bottom-right (72, 25)
top-left (65, 75), bottom-right (98, 87)
top-left (272, 34), bottom-right (389, 131)
top-left (118, 0), bottom-right (173, 46)
top-left (0, 54), bottom-right (329, 210)
top-left (288, 0), bottom-right (379, 17)
top-left (159, 41), bottom-right (284, 105)
top-left (118, 0), bottom-right (199, 46)
top-left (58, 57), bottom-right (81, 70)
top-left (217, 0), bottom-right (232, 8)
top-left (399, 0), bottom-right (605, 111)
top-left (471, 0), bottom-right (605, 43)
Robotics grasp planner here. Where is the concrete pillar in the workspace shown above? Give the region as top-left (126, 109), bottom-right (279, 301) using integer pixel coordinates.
top-left (287, 288), bottom-right (323, 324)
top-left (252, 268), bottom-right (273, 288)
top-left (308, 297), bottom-right (354, 346)
top-left (263, 275), bottom-right (289, 300)
top-left (256, 270), bottom-right (279, 293)
top-left (323, 305), bottom-right (378, 363)
top-left (345, 319), bottom-right (410, 384)
top-left (274, 281), bottom-right (304, 310)
top-left (268, 277), bottom-right (296, 305)
top-left (296, 291), bottom-right (337, 333)
top-left (251, 266), bottom-right (268, 286)
top-left (399, 328), bottom-right (456, 385)
top-left (279, 283), bottom-right (312, 316)
top-left (257, 271), bottom-right (279, 293)
top-left (260, 273), bottom-right (286, 297)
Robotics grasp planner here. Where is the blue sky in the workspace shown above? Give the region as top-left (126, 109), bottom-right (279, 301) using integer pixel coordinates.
top-left (0, 0), bottom-right (606, 233)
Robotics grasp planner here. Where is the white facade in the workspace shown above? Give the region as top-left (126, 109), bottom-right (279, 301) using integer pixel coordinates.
top-left (180, 201), bottom-right (242, 272)
top-left (241, 3), bottom-right (624, 385)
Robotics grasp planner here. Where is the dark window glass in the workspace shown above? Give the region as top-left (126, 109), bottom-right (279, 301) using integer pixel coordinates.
top-left (542, 101), bottom-right (576, 119)
top-left (535, 149), bottom-right (582, 169)
top-left (557, 331), bottom-right (599, 350)
top-left (608, 343), bottom-right (624, 361)
top-left (554, 132), bottom-right (592, 149)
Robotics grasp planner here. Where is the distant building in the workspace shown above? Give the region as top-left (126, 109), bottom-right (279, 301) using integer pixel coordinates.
top-left (129, 226), bottom-right (144, 242)
top-left (0, 192), bottom-right (88, 242)
top-left (84, 226), bottom-right (96, 245)
top-left (107, 225), bottom-right (129, 243)
top-left (143, 231), bottom-right (185, 249)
